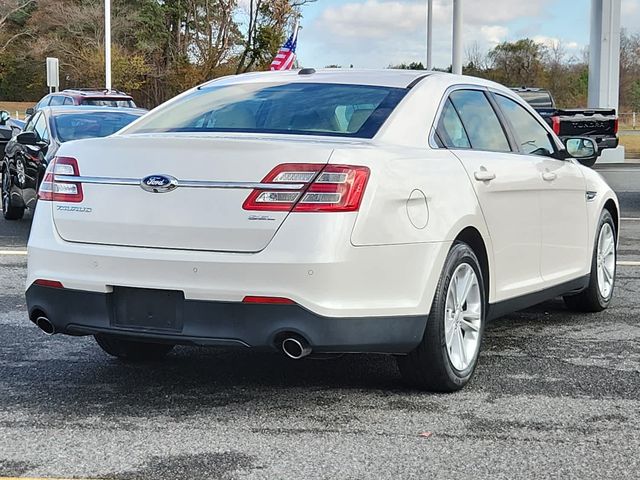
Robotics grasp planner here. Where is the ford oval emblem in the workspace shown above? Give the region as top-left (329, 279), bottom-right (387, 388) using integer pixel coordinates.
top-left (140, 175), bottom-right (178, 193)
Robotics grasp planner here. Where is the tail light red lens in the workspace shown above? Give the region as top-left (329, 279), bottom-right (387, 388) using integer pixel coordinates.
top-left (33, 279), bottom-right (64, 289)
top-left (243, 163), bottom-right (370, 213)
top-left (38, 157), bottom-right (83, 203)
top-left (242, 296), bottom-right (295, 305)
top-left (614, 118), bottom-right (619, 134)
top-left (551, 116), bottom-right (561, 135)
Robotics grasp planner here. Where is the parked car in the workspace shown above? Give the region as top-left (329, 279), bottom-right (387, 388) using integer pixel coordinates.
top-left (2, 106), bottom-right (146, 220)
top-left (26, 89), bottom-right (137, 118)
top-left (25, 70), bottom-right (618, 392)
top-left (0, 111), bottom-right (13, 159)
top-left (511, 87), bottom-right (618, 167)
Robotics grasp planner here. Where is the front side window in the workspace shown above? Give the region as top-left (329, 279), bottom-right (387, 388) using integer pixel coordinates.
top-left (449, 90), bottom-right (511, 152)
top-left (34, 113), bottom-right (49, 142)
top-left (63, 97), bottom-right (74, 105)
top-left (495, 94), bottom-right (555, 156)
top-left (35, 96), bottom-right (51, 109)
top-left (436, 99), bottom-right (470, 148)
top-left (23, 112), bottom-right (39, 132)
top-left (123, 83), bottom-right (408, 139)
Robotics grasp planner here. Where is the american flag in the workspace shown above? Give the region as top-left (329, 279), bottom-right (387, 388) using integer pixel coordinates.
top-left (269, 29), bottom-right (298, 71)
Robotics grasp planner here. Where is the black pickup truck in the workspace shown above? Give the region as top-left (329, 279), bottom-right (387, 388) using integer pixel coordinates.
top-left (511, 87), bottom-right (618, 167)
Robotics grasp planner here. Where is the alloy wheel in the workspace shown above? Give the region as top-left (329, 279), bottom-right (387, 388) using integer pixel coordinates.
top-left (596, 223), bottom-right (616, 299)
top-left (444, 263), bottom-right (482, 371)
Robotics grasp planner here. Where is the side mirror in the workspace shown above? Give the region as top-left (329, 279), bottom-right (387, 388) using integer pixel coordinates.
top-left (16, 131), bottom-right (38, 146)
top-left (25, 107), bottom-right (35, 116)
top-left (0, 110), bottom-right (9, 125)
top-left (564, 137), bottom-right (598, 160)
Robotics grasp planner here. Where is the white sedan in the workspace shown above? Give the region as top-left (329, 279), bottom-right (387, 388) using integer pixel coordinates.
top-left (26, 69), bottom-right (618, 392)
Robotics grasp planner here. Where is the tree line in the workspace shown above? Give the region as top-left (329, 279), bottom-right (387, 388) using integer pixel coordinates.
top-left (0, 0), bottom-right (313, 108)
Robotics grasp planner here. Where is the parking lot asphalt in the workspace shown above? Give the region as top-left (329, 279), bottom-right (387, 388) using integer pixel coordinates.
top-left (1, 166), bottom-right (639, 479)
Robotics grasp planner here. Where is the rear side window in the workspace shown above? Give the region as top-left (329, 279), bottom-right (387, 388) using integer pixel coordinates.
top-left (494, 94), bottom-right (555, 156)
top-left (436, 99), bottom-right (470, 148)
top-left (124, 83), bottom-right (408, 139)
top-left (449, 90), bottom-right (510, 152)
top-left (48, 96), bottom-right (65, 106)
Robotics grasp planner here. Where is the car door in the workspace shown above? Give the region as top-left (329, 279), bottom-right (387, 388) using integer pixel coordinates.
top-left (492, 93), bottom-right (589, 286)
top-left (435, 88), bottom-right (544, 302)
top-left (22, 112), bottom-right (50, 207)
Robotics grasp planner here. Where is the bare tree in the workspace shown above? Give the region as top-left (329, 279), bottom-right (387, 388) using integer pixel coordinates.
top-left (0, 0), bottom-right (35, 52)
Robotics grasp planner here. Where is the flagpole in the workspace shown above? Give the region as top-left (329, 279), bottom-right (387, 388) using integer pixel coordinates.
top-left (293, 19), bottom-right (300, 43)
top-left (105, 0), bottom-right (111, 90)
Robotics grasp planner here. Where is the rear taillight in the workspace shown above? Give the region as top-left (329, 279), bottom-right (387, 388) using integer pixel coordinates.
top-left (551, 116), bottom-right (561, 135)
top-left (33, 279), bottom-right (64, 289)
top-left (242, 296), bottom-right (295, 305)
top-left (614, 118), bottom-right (619, 134)
top-left (243, 163), bottom-right (370, 213)
top-left (38, 157), bottom-right (83, 203)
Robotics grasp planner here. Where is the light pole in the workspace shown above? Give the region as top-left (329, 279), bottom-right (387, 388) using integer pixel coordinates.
top-left (105, 0), bottom-right (111, 90)
top-left (452, 0), bottom-right (463, 74)
top-left (426, 0), bottom-right (433, 70)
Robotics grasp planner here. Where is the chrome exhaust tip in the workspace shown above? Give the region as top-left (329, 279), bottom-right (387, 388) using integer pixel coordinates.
top-left (35, 316), bottom-right (55, 335)
top-left (281, 336), bottom-right (312, 360)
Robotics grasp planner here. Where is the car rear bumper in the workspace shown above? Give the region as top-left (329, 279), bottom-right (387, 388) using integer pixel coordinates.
top-left (25, 284), bottom-right (427, 353)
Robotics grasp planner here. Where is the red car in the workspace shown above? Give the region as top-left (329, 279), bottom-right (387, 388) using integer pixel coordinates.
top-left (26, 89), bottom-right (136, 116)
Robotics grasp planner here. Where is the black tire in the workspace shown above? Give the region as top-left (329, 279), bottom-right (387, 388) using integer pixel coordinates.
top-left (564, 209), bottom-right (616, 312)
top-left (397, 241), bottom-right (486, 392)
top-left (2, 165), bottom-right (25, 220)
top-left (94, 334), bottom-right (174, 362)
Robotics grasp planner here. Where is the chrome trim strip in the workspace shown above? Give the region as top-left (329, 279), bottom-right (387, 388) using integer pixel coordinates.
top-left (57, 175), bottom-right (305, 191)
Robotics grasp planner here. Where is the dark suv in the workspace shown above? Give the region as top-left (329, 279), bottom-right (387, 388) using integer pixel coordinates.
top-left (26, 89), bottom-right (136, 116)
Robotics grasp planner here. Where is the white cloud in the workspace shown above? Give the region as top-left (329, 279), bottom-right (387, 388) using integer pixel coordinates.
top-left (300, 0), bottom-right (600, 69)
top-left (480, 26), bottom-right (509, 45)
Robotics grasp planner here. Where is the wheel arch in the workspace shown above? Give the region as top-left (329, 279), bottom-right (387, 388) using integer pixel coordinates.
top-left (603, 198), bottom-right (619, 240)
top-left (453, 226), bottom-right (490, 303)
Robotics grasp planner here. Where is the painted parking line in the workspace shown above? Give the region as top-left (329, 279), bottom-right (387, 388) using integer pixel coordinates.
top-left (621, 217), bottom-right (640, 221)
top-left (0, 478), bottom-right (92, 480)
top-left (0, 250), bottom-right (28, 255)
top-left (617, 260), bottom-right (640, 266)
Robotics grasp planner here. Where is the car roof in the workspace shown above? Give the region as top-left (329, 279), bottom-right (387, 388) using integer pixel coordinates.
top-left (203, 69), bottom-right (440, 89)
top-left (40, 106), bottom-right (147, 115)
top-left (200, 69), bottom-right (520, 93)
top-left (57, 89), bottom-right (133, 98)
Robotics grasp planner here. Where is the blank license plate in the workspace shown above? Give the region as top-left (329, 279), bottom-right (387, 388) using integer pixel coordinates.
top-left (112, 287), bottom-right (184, 332)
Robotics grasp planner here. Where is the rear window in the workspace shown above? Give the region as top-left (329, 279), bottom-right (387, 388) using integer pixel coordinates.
top-left (124, 82), bottom-right (408, 138)
top-left (81, 98), bottom-right (136, 108)
top-left (514, 90), bottom-right (553, 108)
top-left (53, 112), bottom-right (142, 143)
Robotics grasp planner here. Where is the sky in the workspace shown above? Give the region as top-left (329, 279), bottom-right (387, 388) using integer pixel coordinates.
top-left (293, 0), bottom-right (640, 69)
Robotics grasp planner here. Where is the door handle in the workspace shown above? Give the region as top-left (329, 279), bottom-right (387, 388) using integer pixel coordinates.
top-left (474, 170), bottom-right (496, 182)
top-left (542, 171), bottom-right (557, 182)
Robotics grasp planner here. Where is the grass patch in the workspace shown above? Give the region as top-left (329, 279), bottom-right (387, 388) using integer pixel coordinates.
top-left (0, 101), bottom-right (34, 119)
top-left (620, 134), bottom-right (640, 152)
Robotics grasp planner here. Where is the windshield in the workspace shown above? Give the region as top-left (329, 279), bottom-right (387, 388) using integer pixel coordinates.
top-left (53, 112), bottom-right (142, 142)
top-left (81, 99), bottom-right (136, 108)
top-left (124, 82), bottom-right (408, 138)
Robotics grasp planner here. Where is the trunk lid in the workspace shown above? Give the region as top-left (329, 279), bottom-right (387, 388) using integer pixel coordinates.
top-left (52, 134), bottom-right (335, 252)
